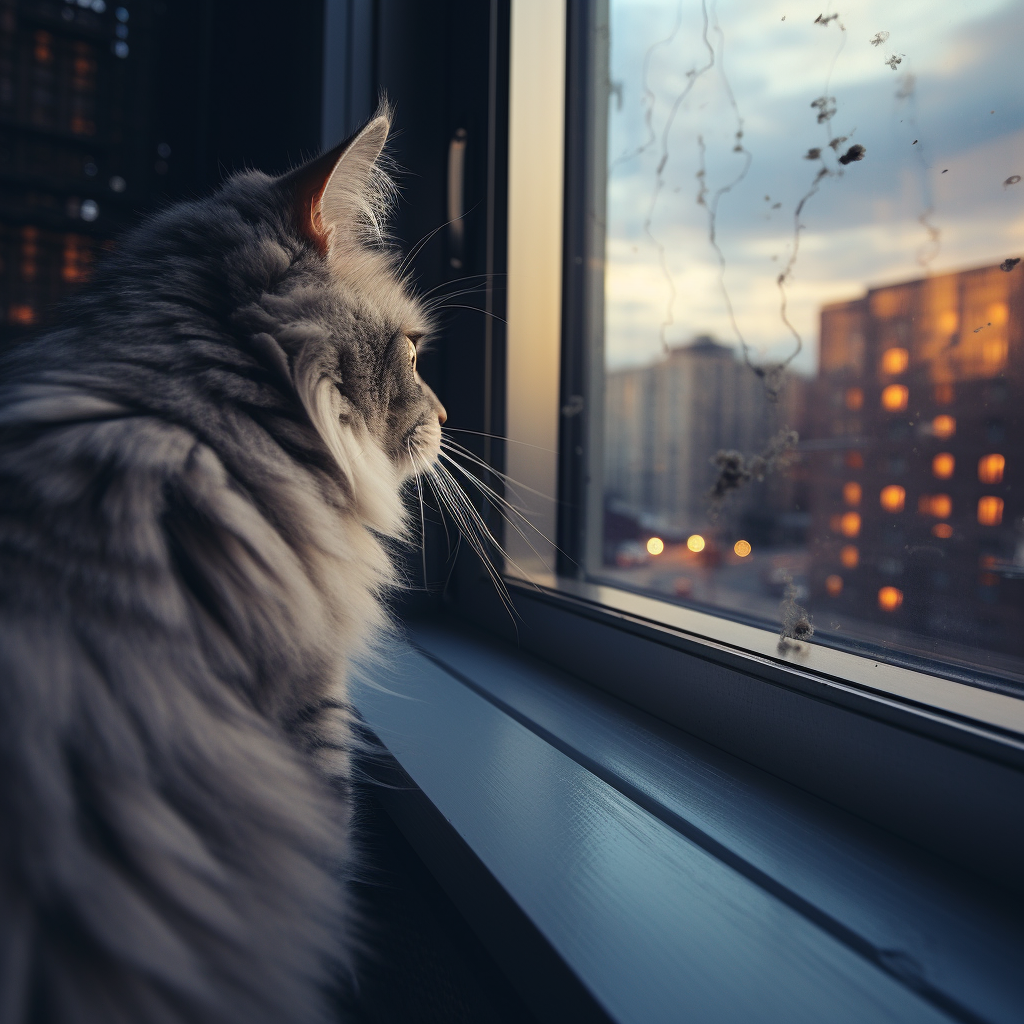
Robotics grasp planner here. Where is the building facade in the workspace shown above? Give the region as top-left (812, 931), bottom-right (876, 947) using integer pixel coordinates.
top-left (604, 336), bottom-right (803, 542)
top-left (808, 262), bottom-right (1024, 664)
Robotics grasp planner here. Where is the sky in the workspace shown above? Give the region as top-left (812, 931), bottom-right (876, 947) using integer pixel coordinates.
top-left (603, 0), bottom-right (1024, 372)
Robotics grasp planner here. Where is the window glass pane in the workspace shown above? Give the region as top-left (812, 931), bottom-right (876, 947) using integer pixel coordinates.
top-left (586, 0), bottom-right (1024, 689)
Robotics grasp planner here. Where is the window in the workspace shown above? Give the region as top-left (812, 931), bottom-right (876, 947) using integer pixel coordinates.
top-left (522, 0), bottom-right (1024, 695)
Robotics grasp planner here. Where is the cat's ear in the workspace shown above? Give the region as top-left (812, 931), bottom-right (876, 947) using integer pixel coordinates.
top-left (280, 109), bottom-right (392, 257)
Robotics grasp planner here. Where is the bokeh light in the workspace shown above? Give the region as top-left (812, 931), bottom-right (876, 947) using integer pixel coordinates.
top-left (686, 534), bottom-right (705, 553)
top-left (881, 384), bottom-right (909, 411)
top-left (879, 485), bottom-right (906, 513)
top-left (878, 586), bottom-right (904, 611)
top-left (840, 545), bottom-right (859, 569)
top-left (844, 387), bottom-right (863, 410)
top-left (978, 496), bottom-right (1004, 526)
top-left (919, 494), bottom-right (952, 518)
top-left (978, 453), bottom-right (1005, 484)
top-left (840, 512), bottom-right (861, 538)
top-left (932, 415), bottom-right (956, 439)
top-left (842, 481), bottom-right (862, 506)
top-left (932, 523), bottom-right (954, 539)
top-left (733, 539), bottom-right (751, 557)
top-left (646, 536), bottom-right (665, 556)
top-left (881, 347), bottom-right (909, 375)
top-left (931, 453), bottom-right (955, 479)
top-left (825, 574), bottom-right (843, 596)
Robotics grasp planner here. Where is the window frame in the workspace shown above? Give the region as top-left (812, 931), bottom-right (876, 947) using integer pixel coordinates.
top-left (432, 0), bottom-right (1024, 895)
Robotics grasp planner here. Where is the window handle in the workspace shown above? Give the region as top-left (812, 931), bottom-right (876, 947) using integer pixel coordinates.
top-left (447, 128), bottom-right (467, 269)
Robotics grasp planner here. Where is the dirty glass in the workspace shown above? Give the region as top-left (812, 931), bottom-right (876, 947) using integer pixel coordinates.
top-left (588, 1), bottom-right (1024, 687)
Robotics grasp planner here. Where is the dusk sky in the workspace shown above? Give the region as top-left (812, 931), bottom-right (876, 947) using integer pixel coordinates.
top-left (604, 0), bottom-right (1024, 373)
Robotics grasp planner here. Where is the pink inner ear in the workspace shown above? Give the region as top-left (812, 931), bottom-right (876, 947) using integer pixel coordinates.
top-left (280, 134), bottom-right (355, 256)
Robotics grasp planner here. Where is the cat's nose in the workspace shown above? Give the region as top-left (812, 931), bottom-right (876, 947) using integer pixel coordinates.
top-left (437, 406), bottom-right (447, 426)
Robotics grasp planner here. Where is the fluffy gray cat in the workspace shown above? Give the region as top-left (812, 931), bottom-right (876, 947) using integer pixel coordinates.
top-left (0, 108), bottom-right (446, 1023)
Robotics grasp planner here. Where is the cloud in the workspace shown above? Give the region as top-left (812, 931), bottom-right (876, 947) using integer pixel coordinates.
top-left (603, 0), bottom-right (1024, 373)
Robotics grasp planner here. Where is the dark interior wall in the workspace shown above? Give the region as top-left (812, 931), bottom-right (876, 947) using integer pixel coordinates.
top-left (152, 0), bottom-right (326, 200)
top-left (363, 0), bottom-right (510, 602)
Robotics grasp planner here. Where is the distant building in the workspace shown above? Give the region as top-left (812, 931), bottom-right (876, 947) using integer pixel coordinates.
top-left (808, 262), bottom-right (1024, 659)
top-left (0, 0), bottom-right (160, 349)
top-left (604, 336), bottom-right (802, 543)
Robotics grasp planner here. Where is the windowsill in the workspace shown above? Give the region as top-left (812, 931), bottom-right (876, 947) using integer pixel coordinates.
top-left (353, 610), bottom-right (1024, 1024)
top-left (504, 571), bottom-right (1024, 733)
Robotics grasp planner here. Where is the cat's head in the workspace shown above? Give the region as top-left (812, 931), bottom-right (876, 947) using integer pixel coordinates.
top-left (259, 107), bottom-right (446, 530)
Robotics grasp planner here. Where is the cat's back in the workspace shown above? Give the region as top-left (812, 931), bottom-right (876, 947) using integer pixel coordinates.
top-left (0, 319), bottom-right (353, 1024)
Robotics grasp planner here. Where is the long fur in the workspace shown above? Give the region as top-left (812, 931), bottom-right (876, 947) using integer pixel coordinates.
top-left (0, 112), bottom-right (444, 1023)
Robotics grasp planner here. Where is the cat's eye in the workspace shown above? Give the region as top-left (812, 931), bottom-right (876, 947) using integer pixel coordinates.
top-left (407, 337), bottom-right (417, 371)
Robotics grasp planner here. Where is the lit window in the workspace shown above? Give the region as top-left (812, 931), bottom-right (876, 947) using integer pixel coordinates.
top-left (840, 545), bottom-right (859, 569)
top-left (826, 575), bottom-right (843, 596)
top-left (880, 485), bottom-right (906, 513)
top-left (919, 494), bottom-right (952, 518)
top-left (880, 347), bottom-right (909, 374)
top-left (686, 534), bottom-right (705, 553)
top-left (842, 481), bottom-right (861, 506)
top-left (878, 586), bottom-right (904, 611)
top-left (982, 337), bottom-right (1008, 372)
top-left (646, 537), bottom-right (664, 556)
top-left (840, 512), bottom-right (861, 538)
top-left (845, 387), bottom-right (863, 410)
top-left (937, 310), bottom-right (959, 335)
top-left (977, 496), bottom-right (1004, 526)
top-left (932, 415), bottom-right (956, 439)
top-left (881, 384), bottom-right (909, 411)
top-left (931, 453), bottom-right (955, 479)
top-left (933, 382), bottom-right (954, 405)
top-left (978, 453), bottom-right (1005, 484)
top-left (733, 540), bottom-right (751, 557)
top-left (844, 451), bottom-right (864, 469)
top-left (9, 305), bottom-right (34, 325)
top-left (932, 523), bottom-right (954, 539)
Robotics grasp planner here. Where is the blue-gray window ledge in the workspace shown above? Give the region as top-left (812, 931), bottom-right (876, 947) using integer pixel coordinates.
top-left (353, 614), bottom-right (1024, 1024)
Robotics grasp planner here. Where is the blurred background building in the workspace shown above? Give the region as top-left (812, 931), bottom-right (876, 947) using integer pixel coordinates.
top-left (0, 0), bottom-right (326, 352)
top-left (603, 336), bottom-right (807, 558)
top-left (807, 262), bottom-right (1024, 659)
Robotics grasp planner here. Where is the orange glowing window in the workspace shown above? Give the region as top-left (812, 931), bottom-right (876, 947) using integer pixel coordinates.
top-left (878, 586), bottom-right (904, 611)
top-left (840, 512), bottom-right (861, 538)
top-left (932, 415), bottom-right (956, 439)
top-left (932, 523), bottom-right (954, 539)
top-left (937, 310), bottom-right (959, 335)
top-left (881, 385), bottom-right (909, 412)
top-left (9, 305), bottom-right (34, 325)
top-left (825, 575), bottom-right (843, 597)
top-left (977, 496), bottom-right (1004, 526)
top-left (933, 383), bottom-right (954, 405)
top-left (844, 387), bottom-right (864, 411)
top-left (988, 301), bottom-right (1009, 326)
top-left (978, 454), bottom-right (1005, 484)
top-left (842, 481), bottom-right (862, 506)
top-left (840, 545), bottom-right (859, 569)
top-left (880, 485), bottom-right (906, 513)
top-left (844, 451), bottom-right (864, 470)
top-left (881, 347), bottom-right (909, 375)
top-left (919, 494), bottom-right (952, 518)
top-left (34, 30), bottom-right (53, 63)
top-left (931, 453), bottom-right (955, 479)
top-left (982, 338), bottom-right (1009, 372)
